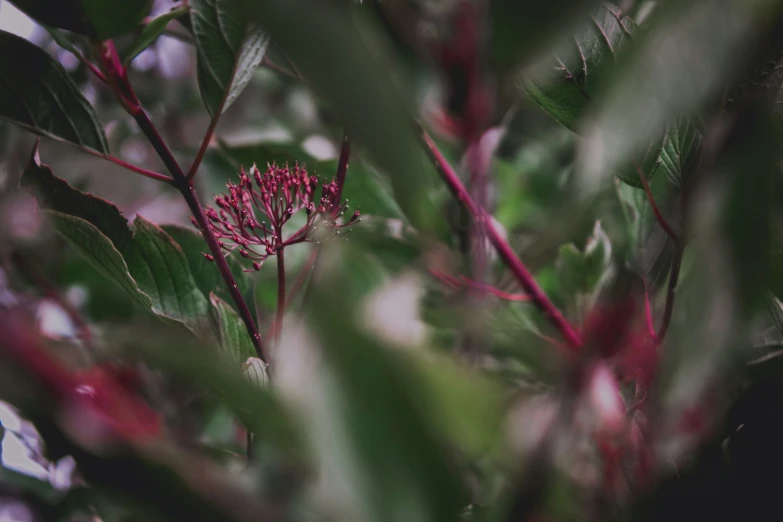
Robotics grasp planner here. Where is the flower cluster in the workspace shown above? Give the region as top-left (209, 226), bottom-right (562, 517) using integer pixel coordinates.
top-left (196, 164), bottom-right (360, 270)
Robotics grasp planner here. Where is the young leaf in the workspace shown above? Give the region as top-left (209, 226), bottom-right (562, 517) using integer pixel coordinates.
top-left (124, 5), bottom-right (190, 64)
top-left (210, 293), bottom-right (257, 364)
top-left (0, 31), bottom-right (108, 153)
top-left (43, 210), bottom-right (153, 310)
top-left (191, 0), bottom-right (270, 116)
top-left (130, 216), bottom-right (210, 327)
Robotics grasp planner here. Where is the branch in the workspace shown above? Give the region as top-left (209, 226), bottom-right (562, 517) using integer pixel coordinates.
top-left (89, 150), bottom-right (174, 183)
top-left (421, 129), bottom-right (582, 350)
top-left (636, 164), bottom-right (678, 242)
top-left (94, 42), bottom-right (267, 363)
top-left (656, 239), bottom-right (684, 344)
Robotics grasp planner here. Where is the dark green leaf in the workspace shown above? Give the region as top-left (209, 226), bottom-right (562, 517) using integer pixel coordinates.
top-left (581, 0), bottom-right (783, 188)
top-left (191, 0), bottom-right (270, 116)
top-left (0, 31), bottom-right (108, 153)
top-left (124, 5), bottom-right (190, 63)
top-left (43, 24), bottom-right (81, 56)
top-left (43, 210), bottom-right (152, 310)
top-left (523, 3), bottom-right (637, 132)
top-left (210, 293), bottom-right (257, 364)
top-left (8, 0), bottom-right (152, 40)
top-left (490, 0), bottom-right (605, 70)
top-left (654, 117), bottom-right (703, 188)
top-left (130, 216), bottom-right (210, 328)
top-left (161, 224), bottom-right (251, 300)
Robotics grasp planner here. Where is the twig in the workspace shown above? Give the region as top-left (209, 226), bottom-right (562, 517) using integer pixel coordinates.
top-left (421, 129), bottom-right (582, 351)
top-left (429, 269), bottom-right (530, 301)
top-left (93, 42), bottom-right (268, 364)
top-left (187, 112), bottom-right (220, 181)
top-left (656, 239), bottom-right (684, 343)
top-left (635, 164), bottom-right (678, 242)
top-left (261, 56), bottom-right (305, 83)
top-left (274, 247), bottom-right (286, 351)
top-left (89, 150), bottom-right (174, 183)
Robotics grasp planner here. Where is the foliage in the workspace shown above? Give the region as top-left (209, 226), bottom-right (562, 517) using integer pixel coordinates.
top-left (1, 0), bottom-right (783, 521)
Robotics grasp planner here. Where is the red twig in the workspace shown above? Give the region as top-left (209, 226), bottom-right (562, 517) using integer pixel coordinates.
top-left (90, 150), bottom-right (174, 183)
top-left (636, 165), bottom-right (678, 242)
top-left (642, 278), bottom-right (656, 341)
top-left (421, 130), bottom-right (582, 350)
top-left (333, 133), bottom-right (351, 204)
top-left (187, 112), bottom-right (220, 182)
top-left (429, 269), bottom-right (530, 301)
top-left (94, 42), bottom-right (268, 364)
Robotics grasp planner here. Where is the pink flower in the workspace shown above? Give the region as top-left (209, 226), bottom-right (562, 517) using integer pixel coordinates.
top-left (196, 164), bottom-right (359, 270)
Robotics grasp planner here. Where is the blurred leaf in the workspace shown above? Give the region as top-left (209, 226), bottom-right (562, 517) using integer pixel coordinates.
top-left (524, 3), bottom-right (637, 132)
top-left (0, 31), bottom-right (108, 153)
top-left (580, 0), bottom-right (783, 189)
top-left (124, 5), bottom-right (190, 64)
top-left (654, 117), bottom-right (703, 188)
top-left (307, 245), bottom-right (468, 522)
top-left (218, 139), bottom-right (305, 170)
top-left (210, 293), bottom-right (257, 364)
top-left (314, 158), bottom-right (404, 219)
top-left (405, 352), bottom-right (506, 458)
top-left (43, 24), bottom-right (81, 56)
top-left (192, 0), bottom-right (270, 116)
top-left (7, 0), bottom-right (152, 39)
top-left (241, 356), bottom-right (269, 389)
top-left (556, 220), bottom-right (612, 316)
top-left (239, 0), bottom-right (442, 233)
top-left (490, 0), bottom-right (606, 70)
top-left (43, 210), bottom-right (153, 309)
top-left (131, 216), bottom-right (210, 328)
top-left (523, 4), bottom-right (666, 187)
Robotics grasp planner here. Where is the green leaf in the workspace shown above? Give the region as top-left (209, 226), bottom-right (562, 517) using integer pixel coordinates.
top-left (130, 216), bottom-right (210, 327)
top-left (124, 5), bottom-right (190, 64)
top-left (654, 117), bottom-right (703, 188)
top-left (43, 210), bottom-right (152, 310)
top-left (191, 0), bottom-right (270, 116)
top-left (22, 145), bottom-right (210, 332)
top-left (490, 0), bottom-right (605, 70)
top-left (210, 293), bottom-right (257, 364)
top-left (556, 221), bottom-right (612, 316)
top-left (523, 3), bottom-right (637, 132)
top-left (8, 0), bottom-right (152, 40)
top-left (580, 0), bottom-right (783, 189)
top-left (0, 31), bottom-right (108, 153)
top-left (43, 25), bottom-right (81, 56)
top-left (161, 224), bottom-right (251, 300)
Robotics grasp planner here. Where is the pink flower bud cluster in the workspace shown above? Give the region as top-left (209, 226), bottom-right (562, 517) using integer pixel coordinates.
top-left (195, 163), bottom-right (360, 270)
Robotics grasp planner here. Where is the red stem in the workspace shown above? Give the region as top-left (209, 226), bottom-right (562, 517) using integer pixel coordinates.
top-left (636, 165), bottom-right (678, 242)
top-left (91, 150), bottom-right (174, 183)
top-left (132, 109), bottom-right (269, 363)
top-left (333, 133), bottom-right (351, 203)
top-left (421, 130), bottom-right (582, 350)
top-left (274, 246), bottom-right (285, 351)
top-left (187, 113), bottom-right (220, 181)
top-left (95, 40), bottom-right (267, 363)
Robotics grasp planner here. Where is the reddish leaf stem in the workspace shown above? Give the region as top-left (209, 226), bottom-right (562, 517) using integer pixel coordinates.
top-left (333, 133), bottom-right (351, 203)
top-left (91, 150), bottom-right (174, 183)
top-left (429, 269), bottom-right (530, 301)
top-left (421, 130), bottom-right (582, 350)
top-left (636, 165), bottom-right (678, 242)
top-left (187, 112), bottom-right (220, 182)
top-left (656, 239), bottom-right (684, 343)
top-left (274, 246), bottom-right (286, 351)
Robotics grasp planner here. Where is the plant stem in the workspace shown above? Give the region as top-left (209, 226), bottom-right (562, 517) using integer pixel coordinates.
top-left (636, 164), bottom-right (678, 241)
top-left (131, 109), bottom-right (268, 363)
top-left (421, 129), bottom-right (582, 351)
top-left (333, 133), bottom-right (351, 203)
top-left (274, 246), bottom-right (286, 351)
top-left (91, 150), bottom-right (174, 183)
top-left (187, 111), bottom-right (220, 181)
top-left (656, 237), bottom-right (684, 344)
